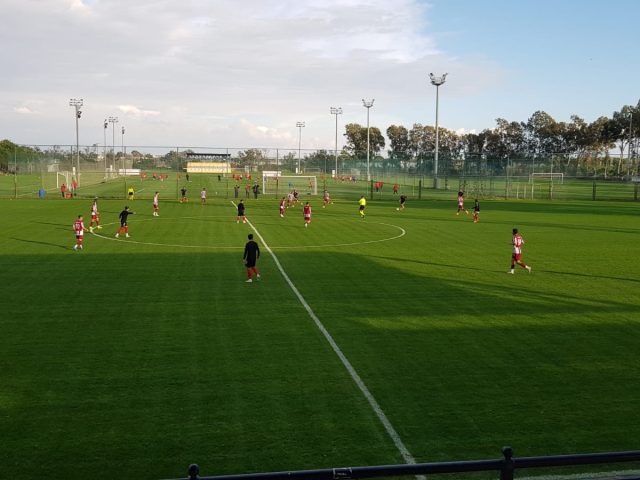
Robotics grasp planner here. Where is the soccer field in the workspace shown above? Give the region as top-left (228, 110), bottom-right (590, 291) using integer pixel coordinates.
top-left (1, 196), bottom-right (639, 480)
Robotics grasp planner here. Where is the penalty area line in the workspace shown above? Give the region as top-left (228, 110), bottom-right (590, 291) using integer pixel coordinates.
top-left (232, 201), bottom-right (420, 469)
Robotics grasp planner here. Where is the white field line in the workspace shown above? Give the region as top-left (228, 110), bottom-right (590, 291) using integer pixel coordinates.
top-left (90, 217), bottom-right (405, 251)
top-left (269, 222), bottom-right (405, 250)
top-left (232, 202), bottom-right (419, 468)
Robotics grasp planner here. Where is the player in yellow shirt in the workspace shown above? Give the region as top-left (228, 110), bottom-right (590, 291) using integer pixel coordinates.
top-left (358, 195), bottom-right (366, 219)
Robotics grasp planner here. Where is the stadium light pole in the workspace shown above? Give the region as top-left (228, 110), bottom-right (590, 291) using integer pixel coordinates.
top-left (69, 98), bottom-right (83, 179)
top-left (108, 117), bottom-right (118, 173)
top-left (627, 112), bottom-right (633, 164)
top-left (330, 107), bottom-right (343, 178)
top-left (362, 99), bottom-right (374, 181)
top-left (429, 73), bottom-right (448, 189)
top-left (103, 119), bottom-right (108, 177)
top-left (296, 121), bottom-right (305, 173)
top-left (121, 126), bottom-right (126, 174)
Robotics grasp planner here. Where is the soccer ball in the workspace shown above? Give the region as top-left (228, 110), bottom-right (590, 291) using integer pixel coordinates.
top-left (396, 208), bottom-right (399, 211)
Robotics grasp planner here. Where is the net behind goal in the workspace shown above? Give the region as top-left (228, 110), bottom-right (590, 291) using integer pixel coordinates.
top-left (529, 172), bottom-right (564, 184)
top-left (262, 175), bottom-right (318, 196)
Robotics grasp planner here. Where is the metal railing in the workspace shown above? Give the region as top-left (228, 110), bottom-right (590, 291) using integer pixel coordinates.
top-left (174, 448), bottom-right (640, 480)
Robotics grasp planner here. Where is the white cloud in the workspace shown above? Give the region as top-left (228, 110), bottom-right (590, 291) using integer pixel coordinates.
top-left (14, 106), bottom-right (35, 115)
top-left (238, 119), bottom-right (295, 142)
top-left (0, 0), bottom-right (505, 147)
top-left (118, 105), bottom-right (161, 118)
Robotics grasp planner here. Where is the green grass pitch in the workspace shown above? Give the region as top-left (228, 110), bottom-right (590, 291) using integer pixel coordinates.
top-left (1, 194), bottom-right (639, 479)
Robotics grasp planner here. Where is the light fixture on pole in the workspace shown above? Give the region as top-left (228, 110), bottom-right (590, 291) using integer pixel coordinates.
top-left (69, 98), bottom-right (83, 179)
top-left (362, 99), bottom-right (375, 182)
top-left (103, 119), bottom-right (108, 177)
top-left (296, 121), bottom-right (305, 173)
top-left (627, 111), bottom-right (633, 164)
top-left (108, 117), bottom-right (119, 173)
top-left (330, 107), bottom-right (343, 178)
top-left (429, 73), bottom-right (447, 189)
top-left (121, 126), bottom-right (126, 174)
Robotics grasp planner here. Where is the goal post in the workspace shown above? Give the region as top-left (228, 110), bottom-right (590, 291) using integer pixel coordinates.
top-left (56, 171), bottom-right (70, 189)
top-left (262, 173), bottom-right (318, 196)
top-left (529, 172), bottom-right (564, 184)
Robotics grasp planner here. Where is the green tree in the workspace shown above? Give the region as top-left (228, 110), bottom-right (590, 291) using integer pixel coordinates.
top-left (386, 125), bottom-right (410, 165)
top-left (610, 105), bottom-right (637, 174)
top-left (0, 140), bottom-right (40, 172)
top-left (304, 150), bottom-right (332, 172)
top-left (525, 110), bottom-right (562, 155)
top-left (237, 149), bottom-right (267, 169)
top-left (343, 123), bottom-right (385, 157)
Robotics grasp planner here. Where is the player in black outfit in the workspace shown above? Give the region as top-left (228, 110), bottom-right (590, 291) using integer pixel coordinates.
top-left (236, 200), bottom-right (246, 223)
top-left (115, 206), bottom-right (134, 238)
top-left (473, 199), bottom-right (480, 223)
top-left (243, 234), bottom-right (260, 283)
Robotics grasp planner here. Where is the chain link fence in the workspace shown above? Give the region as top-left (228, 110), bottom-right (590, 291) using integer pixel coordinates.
top-left (1, 144), bottom-right (637, 201)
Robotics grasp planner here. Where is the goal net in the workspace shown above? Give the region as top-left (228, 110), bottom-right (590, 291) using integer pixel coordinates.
top-left (262, 174), bottom-right (318, 196)
top-left (529, 172), bottom-right (564, 184)
top-left (56, 171), bottom-right (71, 189)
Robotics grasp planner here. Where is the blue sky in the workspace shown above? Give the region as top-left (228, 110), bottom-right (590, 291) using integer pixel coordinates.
top-left (0, 0), bottom-right (638, 149)
top-left (425, 0), bottom-right (640, 131)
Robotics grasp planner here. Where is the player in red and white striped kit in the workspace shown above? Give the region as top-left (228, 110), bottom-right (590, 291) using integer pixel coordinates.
top-left (509, 228), bottom-right (532, 274)
top-left (456, 191), bottom-right (469, 216)
top-left (152, 191), bottom-right (160, 216)
top-left (73, 215), bottom-right (85, 251)
top-left (303, 202), bottom-right (312, 227)
top-left (323, 190), bottom-right (331, 208)
top-left (279, 197), bottom-right (286, 218)
top-left (89, 198), bottom-right (101, 232)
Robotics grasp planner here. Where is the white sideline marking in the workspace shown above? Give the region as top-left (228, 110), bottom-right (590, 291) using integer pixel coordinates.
top-left (233, 202), bottom-right (419, 468)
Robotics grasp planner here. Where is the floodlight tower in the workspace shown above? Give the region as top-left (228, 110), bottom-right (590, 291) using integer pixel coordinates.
top-left (330, 107), bottom-right (343, 177)
top-left (362, 99), bottom-right (375, 181)
top-left (296, 121), bottom-right (305, 173)
top-left (69, 98), bottom-right (83, 177)
top-left (429, 73), bottom-right (447, 189)
top-left (108, 117), bottom-right (118, 172)
top-left (627, 111), bottom-right (633, 164)
top-left (121, 126), bottom-right (126, 173)
top-left (103, 119), bottom-right (108, 176)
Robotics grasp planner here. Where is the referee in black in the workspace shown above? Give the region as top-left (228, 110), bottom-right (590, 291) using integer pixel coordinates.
top-left (243, 234), bottom-right (261, 283)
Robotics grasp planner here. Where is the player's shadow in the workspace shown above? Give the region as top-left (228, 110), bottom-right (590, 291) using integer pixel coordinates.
top-left (33, 221), bottom-right (71, 233)
top-left (368, 254), bottom-right (505, 275)
top-left (34, 221), bottom-right (68, 227)
top-left (10, 237), bottom-right (69, 250)
top-left (368, 254), bottom-right (640, 284)
top-left (540, 268), bottom-right (640, 284)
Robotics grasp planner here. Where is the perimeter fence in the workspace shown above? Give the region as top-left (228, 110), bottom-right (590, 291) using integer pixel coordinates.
top-left (1, 144), bottom-right (638, 202)
top-left (172, 447), bottom-right (640, 480)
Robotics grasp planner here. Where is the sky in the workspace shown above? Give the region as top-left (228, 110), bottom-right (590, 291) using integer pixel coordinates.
top-left (1, 0), bottom-right (639, 151)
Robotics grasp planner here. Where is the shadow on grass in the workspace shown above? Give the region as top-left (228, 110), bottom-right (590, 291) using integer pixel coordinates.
top-left (369, 254), bottom-right (640, 285)
top-left (10, 237), bottom-right (69, 250)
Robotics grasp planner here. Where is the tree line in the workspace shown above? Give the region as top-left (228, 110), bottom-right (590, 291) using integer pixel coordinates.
top-left (342, 101), bottom-right (639, 176)
top-left (2, 101), bottom-right (638, 176)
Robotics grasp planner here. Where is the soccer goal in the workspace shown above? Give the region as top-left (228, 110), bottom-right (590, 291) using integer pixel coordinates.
top-left (262, 174), bottom-right (318, 196)
top-left (529, 172), bottom-right (564, 184)
top-left (56, 171), bottom-right (71, 189)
